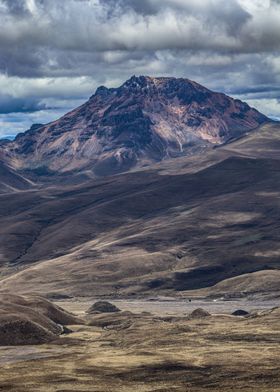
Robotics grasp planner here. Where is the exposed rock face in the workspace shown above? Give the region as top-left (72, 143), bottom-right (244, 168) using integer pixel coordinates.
top-left (0, 76), bottom-right (268, 176)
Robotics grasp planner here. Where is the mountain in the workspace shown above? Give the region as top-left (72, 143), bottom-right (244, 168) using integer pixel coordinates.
top-left (0, 76), bottom-right (279, 300)
top-left (0, 76), bottom-right (268, 177)
top-left (0, 121), bottom-right (280, 299)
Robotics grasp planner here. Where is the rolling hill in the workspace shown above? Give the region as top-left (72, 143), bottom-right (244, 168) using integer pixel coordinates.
top-left (0, 122), bottom-right (279, 299)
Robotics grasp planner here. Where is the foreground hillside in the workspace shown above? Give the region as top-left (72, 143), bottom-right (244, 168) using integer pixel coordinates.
top-left (0, 293), bottom-right (81, 346)
top-left (0, 122), bottom-right (279, 299)
top-left (0, 300), bottom-right (280, 392)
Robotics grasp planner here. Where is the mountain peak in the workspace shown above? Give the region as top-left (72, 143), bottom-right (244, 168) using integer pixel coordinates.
top-left (91, 76), bottom-right (210, 102)
top-left (95, 85), bottom-right (111, 96)
top-left (121, 75), bottom-right (195, 90)
top-left (1, 76), bottom-right (268, 176)
top-left (119, 75), bottom-right (156, 93)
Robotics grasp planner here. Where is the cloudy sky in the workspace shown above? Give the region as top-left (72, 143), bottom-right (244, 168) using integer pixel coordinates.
top-left (0, 0), bottom-right (279, 138)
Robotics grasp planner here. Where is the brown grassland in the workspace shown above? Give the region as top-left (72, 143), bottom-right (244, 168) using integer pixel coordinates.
top-left (0, 300), bottom-right (280, 392)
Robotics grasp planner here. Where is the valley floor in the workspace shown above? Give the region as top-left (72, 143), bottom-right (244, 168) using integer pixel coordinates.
top-left (0, 299), bottom-right (280, 391)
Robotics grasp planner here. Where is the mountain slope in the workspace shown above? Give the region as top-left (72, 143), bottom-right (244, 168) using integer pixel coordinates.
top-left (0, 122), bottom-right (280, 299)
top-left (0, 160), bottom-right (34, 193)
top-left (0, 77), bottom-right (277, 299)
top-left (0, 76), bottom-right (268, 176)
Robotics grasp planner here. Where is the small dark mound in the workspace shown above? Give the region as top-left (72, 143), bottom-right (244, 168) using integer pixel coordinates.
top-left (189, 308), bottom-right (211, 319)
top-left (232, 309), bottom-right (249, 317)
top-left (86, 301), bottom-right (121, 314)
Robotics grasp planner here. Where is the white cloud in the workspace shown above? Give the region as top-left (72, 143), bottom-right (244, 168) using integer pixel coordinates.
top-left (238, 0), bottom-right (270, 13)
top-left (0, 74), bottom-right (97, 99)
top-left (245, 98), bottom-right (280, 118)
top-left (0, 109), bottom-right (68, 138)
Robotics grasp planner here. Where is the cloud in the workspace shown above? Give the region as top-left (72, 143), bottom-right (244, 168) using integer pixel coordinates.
top-left (245, 98), bottom-right (280, 120)
top-left (0, 108), bottom-right (69, 138)
top-left (0, 0), bottom-right (277, 65)
top-left (0, 74), bottom-right (98, 99)
top-left (0, 0), bottom-right (278, 75)
top-left (0, 95), bottom-right (46, 114)
top-left (0, 0), bottom-right (279, 137)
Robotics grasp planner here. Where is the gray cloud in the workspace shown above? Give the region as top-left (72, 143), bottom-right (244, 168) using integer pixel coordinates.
top-left (0, 95), bottom-right (46, 114)
top-left (0, 0), bottom-right (277, 58)
top-left (100, 0), bottom-right (159, 16)
top-left (1, 0), bottom-right (30, 15)
top-left (0, 0), bottom-right (279, 137)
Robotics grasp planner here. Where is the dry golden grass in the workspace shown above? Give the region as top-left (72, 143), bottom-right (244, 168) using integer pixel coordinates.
top-left (0, 301), bottom-right (280, 391)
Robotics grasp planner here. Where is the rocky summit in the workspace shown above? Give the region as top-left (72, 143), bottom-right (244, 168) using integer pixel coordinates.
top-left (0, 76), bottom-right (268, 176)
